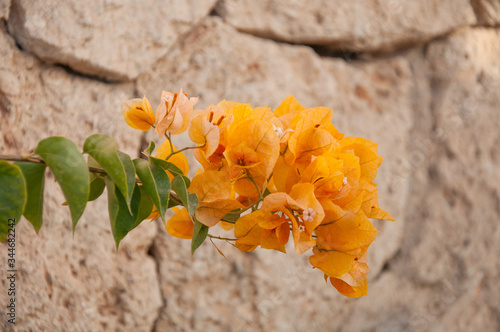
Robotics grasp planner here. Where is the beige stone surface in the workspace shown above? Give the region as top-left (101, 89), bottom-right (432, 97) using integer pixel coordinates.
top-left (473, 0), bottom-right (500, 25)
top-left (217, 0), bottom-right (477, 52)
top-left (398, 27), bottom-right (500, 331)
top-left (0, 0), bottom-right (9, 20)
top-left (1, 2), bottom-right (500, 331)
top-left (6, 0), bottom-right (217, 81)
top-left (0, 27), bottom-right (161, 331)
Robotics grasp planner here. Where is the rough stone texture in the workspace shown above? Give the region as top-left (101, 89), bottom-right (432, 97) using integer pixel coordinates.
top-left (0, 27), bottom-right (161, 331)
top-left (472, 0), bottom-right (500, 25)
top-left (0, 0), bottom-right (10, 20)
top-left (217, 0), bottom-right (477, 52)
top-left (6, 0), bottom-right (217, 81)
top-left (396, 27), bottom-right (500, 331)
top-left (1, 2), bottom-right (500, 332)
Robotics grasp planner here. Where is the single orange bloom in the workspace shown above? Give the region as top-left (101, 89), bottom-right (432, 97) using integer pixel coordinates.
top-left (166, 207), bottom-right (194, 239)
top-left (122, 96), bottom-right (155, 131)
top-left (155, 89), bottom-right (198, 137)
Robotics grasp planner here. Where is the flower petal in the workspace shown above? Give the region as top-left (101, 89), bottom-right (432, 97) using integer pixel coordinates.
top-left (166, 207), bottom-right (194, 239)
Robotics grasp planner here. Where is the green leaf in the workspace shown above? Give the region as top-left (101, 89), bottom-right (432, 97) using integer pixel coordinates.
top-left (221, 210), bottom-right (241, 223)
top-left (88, 174), bottom-right (105, 201)
top-left (191, 219), bottom-right (208, 255)
top-left (105, 178), bottom-right (141, 249)
top-left (87, 154), bottom-right (102, 168)
top-left (83, 134), bottom-right (135, 210)
top-left (133, 158), bottom-right (170, 222)
top-left (35, 137), bottom-right (89, 231)
top-left (117, 151), bottom-right (136, 209)
top-left (143, 141), bottom-right (155, 156)
top-left (167, 198), bottom-right (181, 209)
top-left (0, 161), bottom-right (26, 242)
top-left (133, 186), bottom-right (154, 229)
top-left (150, 156), bottom-right (185, 179)
top-left (187, 191), bottom-right (199, 217)
top-left (14, 162), bottom-right (46, 233)
top-left (87, 155), bottom-right (106, 201)
top-left (172, 175), bottom-right (198, 217)
top-left (172, 174), bottom-right (201, 255)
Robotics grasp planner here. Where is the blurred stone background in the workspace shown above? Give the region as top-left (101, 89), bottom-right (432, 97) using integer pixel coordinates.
top-left (1, 0), bottom-right (499, 331)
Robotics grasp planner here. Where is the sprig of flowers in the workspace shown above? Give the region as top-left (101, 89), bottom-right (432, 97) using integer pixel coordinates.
top-left (123, 90), bottom-right (394, 297)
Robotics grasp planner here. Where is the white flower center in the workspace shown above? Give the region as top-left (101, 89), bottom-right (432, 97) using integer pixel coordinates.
top-left (272, 124), bottom-right (284, 137)
top-left (343, 177), bottom-right (348, 185)
top-left (302, 208), bottom-right (316, 222)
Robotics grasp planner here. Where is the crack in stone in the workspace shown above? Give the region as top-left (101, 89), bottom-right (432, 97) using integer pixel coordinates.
top-left (212, 2), bottom-right (500, 61)
top-left (3, 7), bottom-right (121, 85)
top-left (209, 0), bottom-right (224, 17)
top-left (5, 0), bottom-right (128, 84)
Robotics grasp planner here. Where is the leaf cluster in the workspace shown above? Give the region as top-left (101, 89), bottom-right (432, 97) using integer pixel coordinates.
top-left (0, 135), bottom-right (203, 251)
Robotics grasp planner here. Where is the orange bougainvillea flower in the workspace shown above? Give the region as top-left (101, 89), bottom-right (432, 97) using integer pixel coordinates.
top-left (188, 168), bottom-right (243, 227)
top-left (274, 95), bottom-right (305, 130)
top-left (166, 207), bottom-right (194, 239)
top-left (309, 247), bottom-right (358, 278)
top-left (285, 107), bottom-right (343, 164)
top-left (225, 119), bottom-right (280, 197)
top-left (234, 210), bottom-right (264, 252)
top-left (328, 253), bottom-right (369, 298)
top-left (155, 89), bottom-right (198, 137)
top-left (261, 183), bottom-right (324, 254)
top-left (189, 104), bottom-right (234, 158)
top-left (315, 210), bottom-right (378, 257)
top-left (234, 210), bottom-right (287, 253)
top-left (300, 154), bottom-right (344, 199)
top-left (340, 137), bottom-right (382, 182)
top-left (156, 139), bottom-right (189, 179)
top-left (128, 92), bottom-right (395, 298)
top-left (122, 96), bottom-right (156, 131)
top-left (360, 180), bottom-right (395, 221)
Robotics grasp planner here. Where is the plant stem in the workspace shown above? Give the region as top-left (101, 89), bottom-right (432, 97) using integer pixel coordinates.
top-left (0, 155), bottom-right (107, 175)
top-left (165, 144), bottom-right (205, 160)
top-left (207, 234), bottom-right (237, 241)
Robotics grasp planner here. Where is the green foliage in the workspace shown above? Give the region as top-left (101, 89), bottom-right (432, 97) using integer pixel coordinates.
top-left (134, 186), bottom-right (154, 228)
top-left (191, 219), bottom-right (209, 255)
top-left (105, 178), bottom-right (141, 249)
top-left (83, 134), bottom-right (135, 211)
top-left (143, 141), bottom-right (184, 178)
top-left (172, 175), bottom-right (198, 217)
top-left (170, 174), bottom-right (204, 254)
top-left (133, 158), bottom-right (170, 223)
top-left (221, 211), bottom-right (241, 223)
top-left (88, 174), bottom-right (106, 202)
top-left (0, 161), bottom-right (26, 241)
top-left (14, 162), bottom-right (46, 233)
top-left (35, 137), bottom-right (89, 232)
top-left (150, 156), bottom-right (185, 179)
top-left (143, 141), bottom-right (155, 156)
top-left (0, 136), bottom-right (201, 249)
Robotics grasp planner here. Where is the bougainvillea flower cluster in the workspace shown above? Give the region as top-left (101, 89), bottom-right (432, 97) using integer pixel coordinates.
top-left (123, 91), bottom-right (394, 297)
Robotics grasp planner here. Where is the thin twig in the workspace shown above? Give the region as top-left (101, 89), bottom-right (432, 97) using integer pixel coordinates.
top-left (207, 234), bottom-right (237, 241)
top-left (0, 155), bottom-right (107, 175)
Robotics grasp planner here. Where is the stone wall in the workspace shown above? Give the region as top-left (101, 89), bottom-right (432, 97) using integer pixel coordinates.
top-left (1, 1), bottom-right (499, 331)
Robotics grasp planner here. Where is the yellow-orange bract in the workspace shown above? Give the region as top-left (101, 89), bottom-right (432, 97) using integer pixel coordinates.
top-left (155, 89), bottom-right (198, 137)
top-left (122, 96), bottom-right (156, 131)
top-left (123, 90), bottom-right (394, 298)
